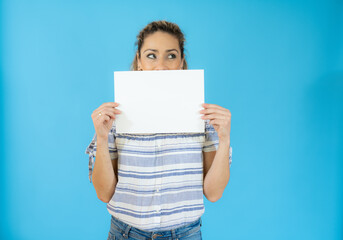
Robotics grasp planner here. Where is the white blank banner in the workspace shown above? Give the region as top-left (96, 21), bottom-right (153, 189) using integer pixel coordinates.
top-left (114, 69), bottom-right (205, 134)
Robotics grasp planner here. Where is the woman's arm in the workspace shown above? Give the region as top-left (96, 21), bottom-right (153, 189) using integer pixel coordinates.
top-left (200, 103), bottom-right (232, 202)
top-left (90, 102), bottom-right (120, 203)
top-left (203, 140), bottom-right (230, 202)
top-left (92, 136), bottom-right (118, 203)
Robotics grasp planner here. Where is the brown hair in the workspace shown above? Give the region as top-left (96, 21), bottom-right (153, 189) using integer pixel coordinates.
top-left (131, 20), bottom-right (188, 70)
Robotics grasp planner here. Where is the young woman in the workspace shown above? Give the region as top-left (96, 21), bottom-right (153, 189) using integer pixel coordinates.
top-left (86, 20), bottom-right (232, 240)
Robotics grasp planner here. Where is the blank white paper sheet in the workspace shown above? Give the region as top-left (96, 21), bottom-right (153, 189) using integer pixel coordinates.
top-left (114, 69), bottom-right (204, 134)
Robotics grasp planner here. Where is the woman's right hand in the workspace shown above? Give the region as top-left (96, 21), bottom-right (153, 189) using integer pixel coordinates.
top-left (91, 102), bottom-right (121, 140)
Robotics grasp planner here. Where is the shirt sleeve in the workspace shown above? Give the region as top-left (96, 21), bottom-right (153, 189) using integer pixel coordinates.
top-left (202, 119), bottom-right (232, 168)
top-left (85, 123), bottom-right (118, 183)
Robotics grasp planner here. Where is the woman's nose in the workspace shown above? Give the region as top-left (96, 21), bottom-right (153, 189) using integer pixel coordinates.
top-left (154, 60), bottom-right (169, 70)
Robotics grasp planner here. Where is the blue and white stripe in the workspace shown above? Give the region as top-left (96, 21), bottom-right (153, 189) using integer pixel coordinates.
top-left (85, 119), bottom-right (232, 231)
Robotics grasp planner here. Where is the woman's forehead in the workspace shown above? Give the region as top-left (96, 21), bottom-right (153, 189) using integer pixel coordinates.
top-left (141, 32), bottom-right (179, 51)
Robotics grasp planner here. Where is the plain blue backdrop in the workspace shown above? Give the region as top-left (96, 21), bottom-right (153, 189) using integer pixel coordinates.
top-left (1, 0), bottom-right (342, 239)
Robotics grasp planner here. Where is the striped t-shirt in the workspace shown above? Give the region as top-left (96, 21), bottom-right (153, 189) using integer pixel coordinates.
top-left (85, 119), bottom-right (232, 231)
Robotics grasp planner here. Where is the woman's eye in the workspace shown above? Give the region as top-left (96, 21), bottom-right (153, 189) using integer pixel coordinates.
top-left (168, 54), bottom-right (176, 59)
top-left (147, 54), bottom-right (156, 59)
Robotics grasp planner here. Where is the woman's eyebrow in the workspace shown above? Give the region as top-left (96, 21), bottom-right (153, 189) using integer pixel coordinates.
top-left (143, 49), bottom-right (158, 53)
top-left (143, 49), bottom-right (179, 54)
top-left (166, 49), bottom-right (179, 53)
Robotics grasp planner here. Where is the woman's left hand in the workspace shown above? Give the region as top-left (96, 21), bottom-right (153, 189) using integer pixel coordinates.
top-left (200, 103), bottom-right (231, 144)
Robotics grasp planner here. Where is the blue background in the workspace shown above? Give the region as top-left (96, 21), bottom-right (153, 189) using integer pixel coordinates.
top-left (1, 0), bottom-right (342, 239)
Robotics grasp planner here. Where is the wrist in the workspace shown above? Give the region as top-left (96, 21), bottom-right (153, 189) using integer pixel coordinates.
top-left (97, 136), bottom-right (109, 145)
top-left (218, 139), bottom-right (230, 148)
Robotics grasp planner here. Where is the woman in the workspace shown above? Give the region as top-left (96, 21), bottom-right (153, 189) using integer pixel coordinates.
top-left (85, 20), bottom-right (232, 240)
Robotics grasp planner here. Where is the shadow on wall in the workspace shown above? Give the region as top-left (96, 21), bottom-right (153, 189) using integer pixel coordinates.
top-left (305, 72), bottom-right (343, 238)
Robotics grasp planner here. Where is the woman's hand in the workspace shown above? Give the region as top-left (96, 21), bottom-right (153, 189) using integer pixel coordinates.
top-left (91, 102), bottom-right (121, 140)
top-left (200, 103), bottom-right (231, 144)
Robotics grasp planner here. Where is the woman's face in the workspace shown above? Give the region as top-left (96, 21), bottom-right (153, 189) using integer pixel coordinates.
top-left (137, 31), bottom-right (184, 70)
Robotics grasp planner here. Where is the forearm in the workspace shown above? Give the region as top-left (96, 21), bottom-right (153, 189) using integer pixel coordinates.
top-left (92, 137), bottom-right (117, 203)
top-left (203, 140), bottom-right (231, 202)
